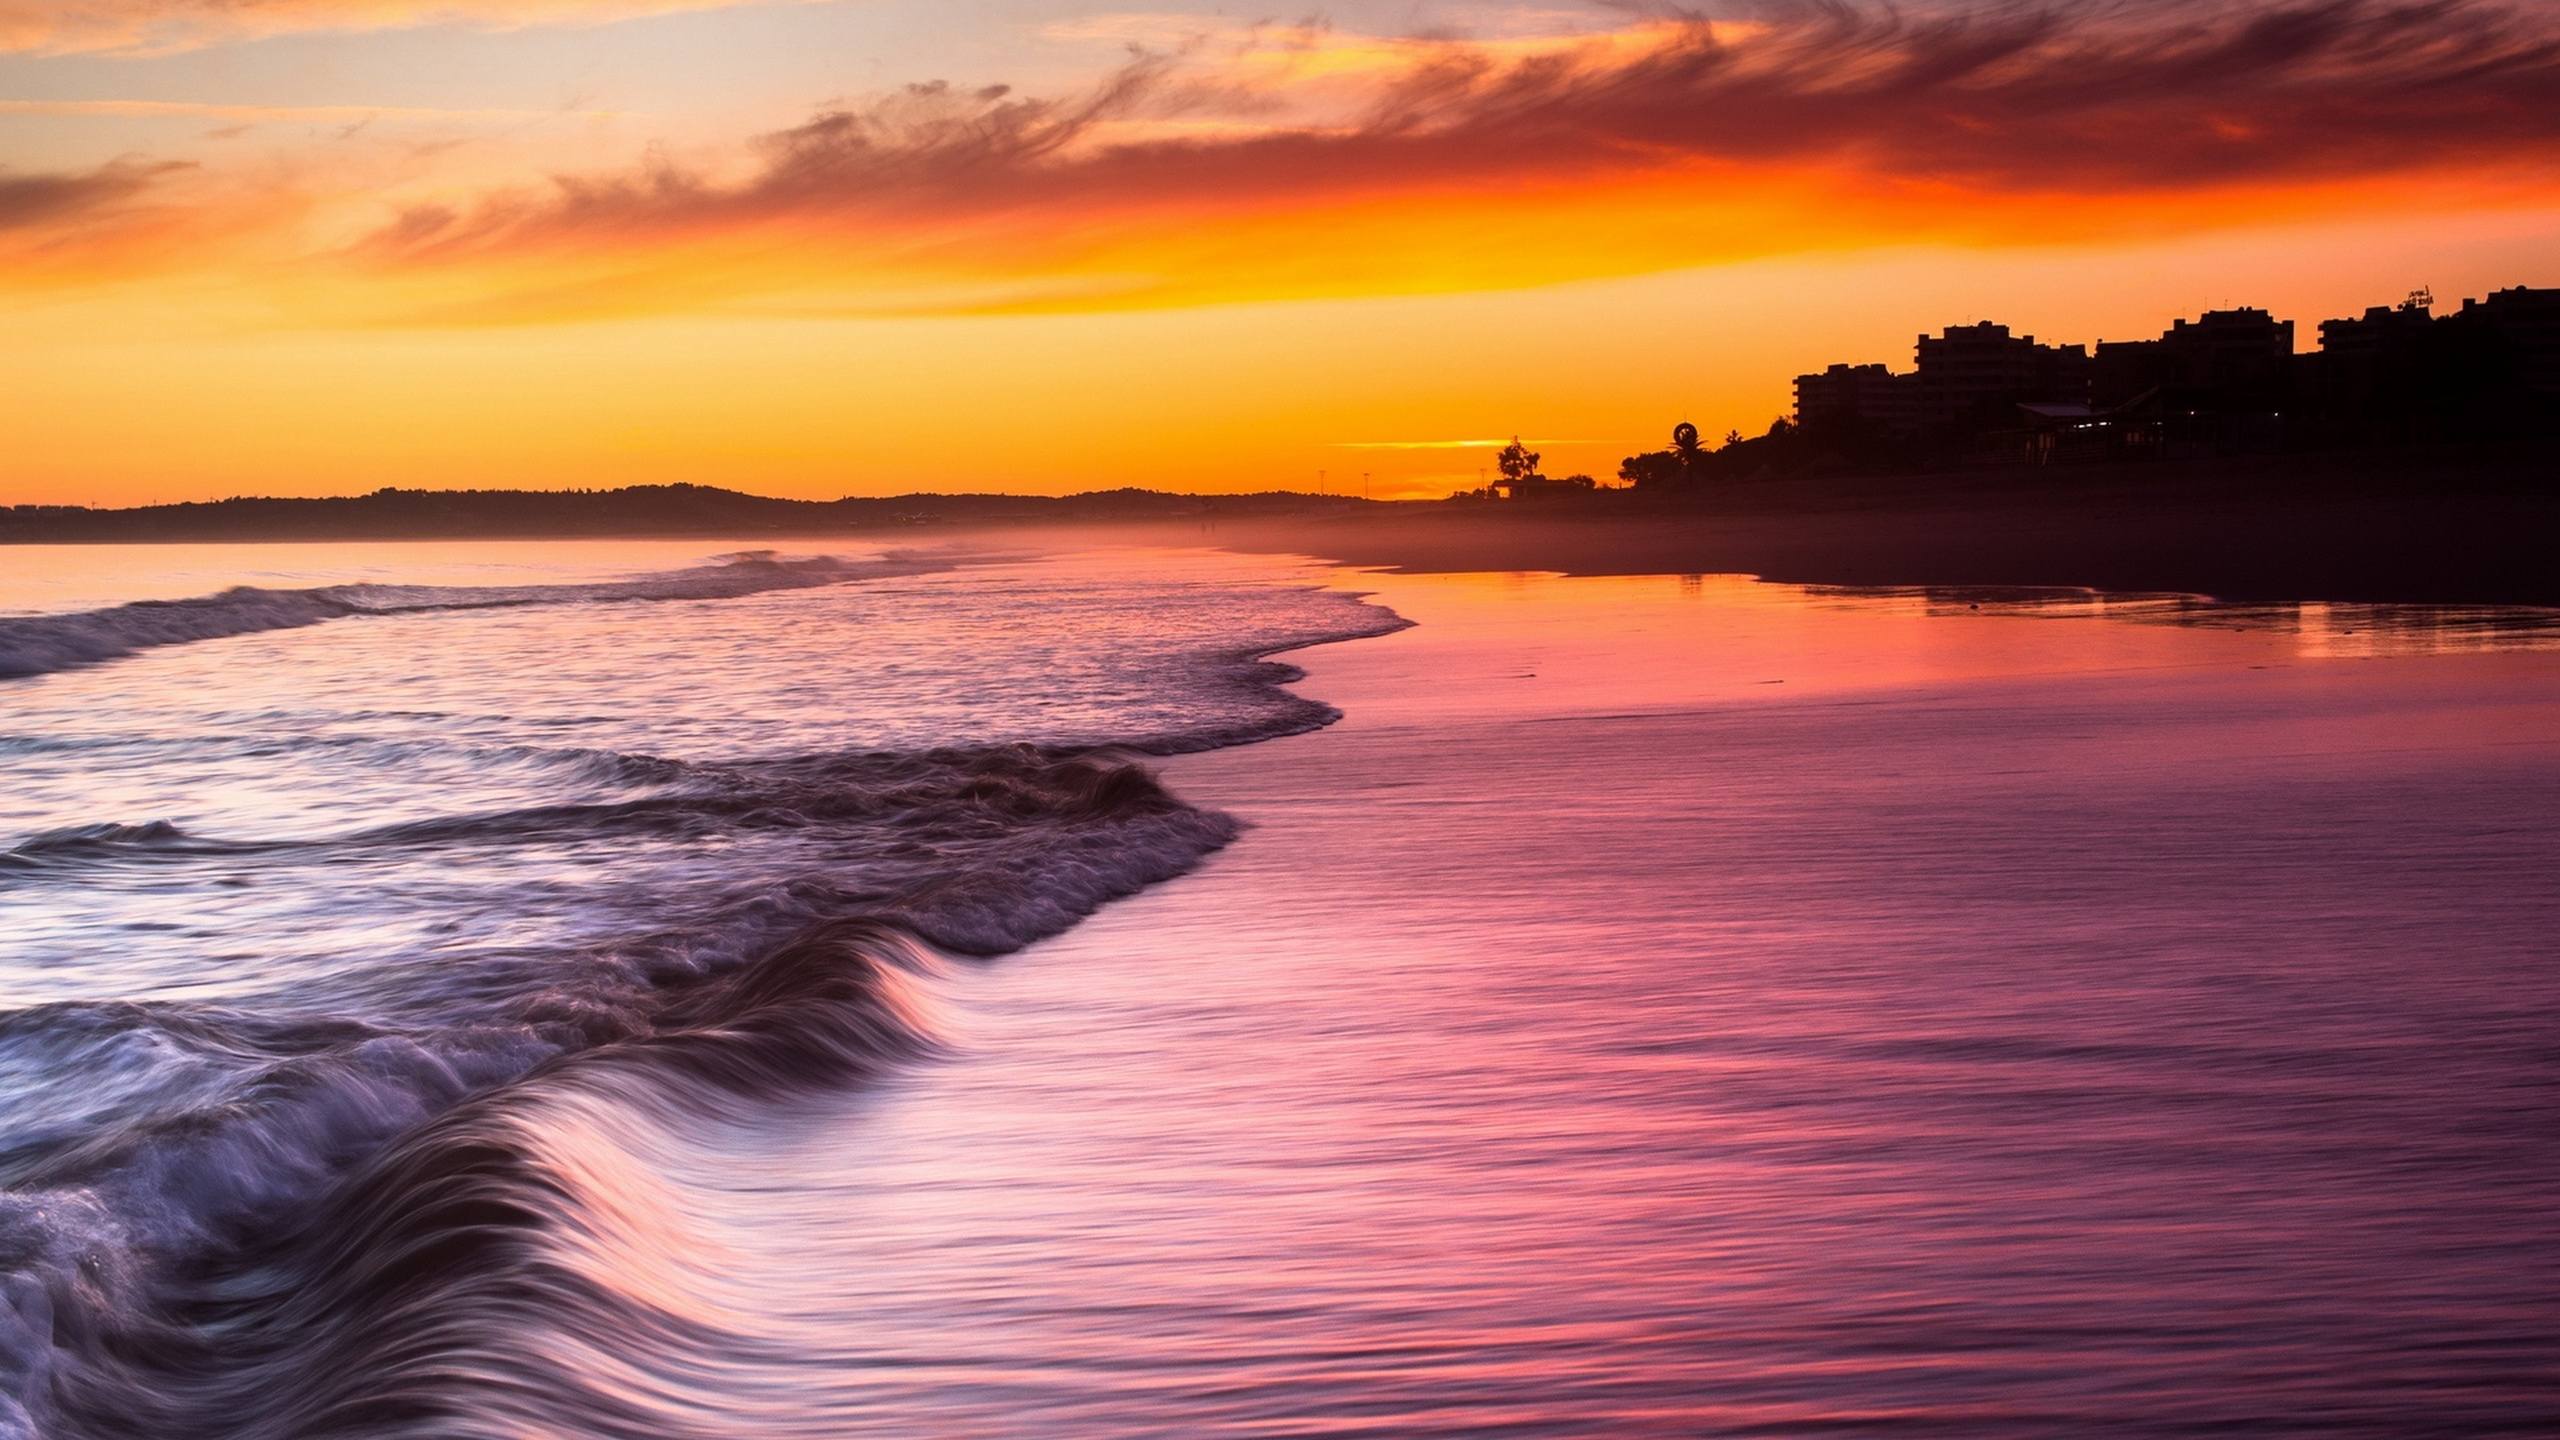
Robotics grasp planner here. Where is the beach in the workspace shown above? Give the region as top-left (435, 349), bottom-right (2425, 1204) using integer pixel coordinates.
top-left (12, 448), bottom-right (2559, 610)
top-left (10, 0), bottom-right (2558, 1428)
top-left (694, 566), bottom-right (2560, 1434)
top-left (1185, 454), bottom-right (2560, 606)
top-left (3, 544), bottom-right (2557, 1434)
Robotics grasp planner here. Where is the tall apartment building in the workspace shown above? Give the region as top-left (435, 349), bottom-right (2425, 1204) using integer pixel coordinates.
top-left (1792, 362), bottom-right (1920, 435)
top-left (2093, 308), bottom-right (2295, 407)
top-left (1913, 322), bottom-right (2090, 430)
top-left (2449, 286), bottom-right (2560, 395)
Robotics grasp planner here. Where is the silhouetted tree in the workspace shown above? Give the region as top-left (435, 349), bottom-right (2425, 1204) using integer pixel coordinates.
top-left (1496, 436), bottom-right (1542, 485)
top-left (1722, 429), bottom-right (1744, 449)
top-left (1617, 451), bottom-right (1686, 488)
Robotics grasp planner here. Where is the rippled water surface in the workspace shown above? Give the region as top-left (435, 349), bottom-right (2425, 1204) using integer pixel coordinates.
top-left (2, 544), bottom-right (2555, 1437)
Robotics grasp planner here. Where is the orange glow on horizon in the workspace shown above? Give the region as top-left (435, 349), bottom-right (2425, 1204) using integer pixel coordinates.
top-left (3, 1), bottom-right (2557, 505)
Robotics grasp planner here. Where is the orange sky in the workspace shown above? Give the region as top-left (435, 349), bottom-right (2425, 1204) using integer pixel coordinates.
top-left (3, 0), bottom-right (2557, 504)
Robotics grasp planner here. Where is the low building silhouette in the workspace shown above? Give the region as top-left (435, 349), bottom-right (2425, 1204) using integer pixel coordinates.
top-left (1914, 322), bottom-right (2090, 434)
top-left (1773, 281), bottom-right (2551, 473)
top-left (2449, 285), bottom-right (2560, 397)
top-left (2015, 396), bottom-right (2167, 465)
top-left (1791, 323), bottom-right (2093, 444)
top-left (1489, 473), bottom-right (1599, 500)
top-left (2094, 308), bottom-right (2294, 409)
top-left (2310, 290), bottom-right (2439, 413)
top-left (2298, 286), bottom-right (2556, 441)
top-left (1793, 362), bottom-right (1920, 437)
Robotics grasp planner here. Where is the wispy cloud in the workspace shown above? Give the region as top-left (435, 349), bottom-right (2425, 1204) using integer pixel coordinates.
top-left (0, 0), bottom-right (798, 56)
top-left (340, 0), bottom-right (2560, 318)
top-left (0, 157), bottom-right (189, 231)
top-left (0, 99), bottom-right (616, 122)
top-left (5, 1), bottom-right (2558, 319)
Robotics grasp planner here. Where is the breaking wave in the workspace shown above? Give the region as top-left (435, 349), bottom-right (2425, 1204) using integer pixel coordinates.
top-left (0, 551), bottom-right (931, 681)
top-left (0, 561), bottom-right (1408, 1438)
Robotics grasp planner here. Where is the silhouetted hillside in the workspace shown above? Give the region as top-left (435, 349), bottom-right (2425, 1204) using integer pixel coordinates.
top-left (0, 484), bottom-right (1372, 544)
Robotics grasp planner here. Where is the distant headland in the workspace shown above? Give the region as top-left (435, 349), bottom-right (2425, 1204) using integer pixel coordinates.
top-left (9, 284), bottom-right (2553, 609)
top-left (9, 446), bottom-right (2555, 611)
top-left (0, 486), bottom-right (1377, 545)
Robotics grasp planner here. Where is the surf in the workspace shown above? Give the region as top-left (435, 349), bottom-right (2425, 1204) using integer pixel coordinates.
top-left (0, 551), bottom-right (936, 681)
top-left (0, 550), bottom-right (1406, 1438)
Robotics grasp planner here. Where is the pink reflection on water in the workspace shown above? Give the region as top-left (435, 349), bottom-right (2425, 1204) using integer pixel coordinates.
top-left (401, 561), bottom-right (2560, 1435)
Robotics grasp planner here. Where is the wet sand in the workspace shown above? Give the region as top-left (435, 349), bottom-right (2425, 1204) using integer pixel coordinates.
top-left (1180, 455), bottom-right (2560, 606)
top-left (429, 561), bottom-right (2560, 1434)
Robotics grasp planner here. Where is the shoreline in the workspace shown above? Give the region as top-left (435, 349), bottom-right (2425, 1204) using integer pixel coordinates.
top-left (9, 548), bottom-right (2557, 1433)
top-left (585, 554), bottom-right (2560, 1433)
top-left (11, 449), bottom-right (2553, 607)
top-left (1174, 456), bottom-right (2560, 608)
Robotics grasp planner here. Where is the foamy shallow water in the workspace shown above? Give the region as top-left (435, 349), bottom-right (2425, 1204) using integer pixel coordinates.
top-left (0, 541), bottom-right (1398, 1436)
top-left (2, 546), bottom-right (2555, 1436)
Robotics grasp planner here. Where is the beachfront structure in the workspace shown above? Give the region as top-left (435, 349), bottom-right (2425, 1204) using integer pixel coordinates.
top-left (2311, 291), bottom-right (2439, 406)
top-left (2450, 285), bottom-right (2560, 396)
top-left (1792, 362), bottom-right (1921, 437)
top-left (1490, 473), bottom-right (1599, 500)
top-left (2093, 308), bottom-right (2295, 408)
top-left (1779, 282), bottom-right (2556, 462)
top-left (1913, 322), bottom-right (2092, 431)
top-left (2014, 395), bottom-right (2167, 465)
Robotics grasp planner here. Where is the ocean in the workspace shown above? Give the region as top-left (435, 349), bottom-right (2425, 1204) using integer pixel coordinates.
top-left (2, 541), bottom-right (2555, 1436)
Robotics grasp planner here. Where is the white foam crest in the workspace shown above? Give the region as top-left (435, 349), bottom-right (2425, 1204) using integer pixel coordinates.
top-left (0, 552), bottom-right (933, 681)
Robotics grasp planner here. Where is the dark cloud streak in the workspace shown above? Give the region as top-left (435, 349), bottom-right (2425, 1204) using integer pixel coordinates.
top-left (0, 159), bottom-right (191, 232)
top-left (364, 0), bottom-right (2560, 263)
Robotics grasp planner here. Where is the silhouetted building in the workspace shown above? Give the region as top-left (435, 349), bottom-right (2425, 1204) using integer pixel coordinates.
top-left (2094, 308), bottom-right (2295, 409)
top-left (2449, 285), bottom-right (2560, 396)
top-left (1489, 473), bottom-right (1597, 500)
top-left (2014, 395), bottom-right (2166, 465)
top-left (2312, 291), bottom-right (2438, 410)
top-left (2319, 291), bottom-right (2436, 358)
top-left (1914, 322), bottom-right (2090, 432)
top-left (1763, 282), bottom-right (2552, 470)
top-left (1792, 362), bottom-right (1920, 436)
top-left (2090, 341), bottom-right (2157, 410)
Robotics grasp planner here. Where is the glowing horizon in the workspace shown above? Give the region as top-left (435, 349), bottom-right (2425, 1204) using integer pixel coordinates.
top-left (4, 0), bottom-right (2557, 505)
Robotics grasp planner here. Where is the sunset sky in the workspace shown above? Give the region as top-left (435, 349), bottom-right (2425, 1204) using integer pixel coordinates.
top-left (4, 0), bottom-right (2556, 503)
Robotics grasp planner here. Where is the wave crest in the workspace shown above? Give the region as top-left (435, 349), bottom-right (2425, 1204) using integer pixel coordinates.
top-left (0, 562), bottom-right (1409, 1438)
top-left (0, 743), bottom-right (1242, 1436)
top-left (0, 551), bottom-right (937, 681)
